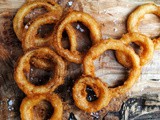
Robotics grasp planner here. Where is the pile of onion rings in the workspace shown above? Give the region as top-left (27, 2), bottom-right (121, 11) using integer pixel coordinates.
top-left (72, 3), bottom-right (159, 113)
top-left (73, 39), bottom-right (142, 112)
top-left (13, 1), bottom-right (160, 119)
top-left (13, 1), bottom-right (66, 120)
top-left (13, 0), bottom-right (63, 69)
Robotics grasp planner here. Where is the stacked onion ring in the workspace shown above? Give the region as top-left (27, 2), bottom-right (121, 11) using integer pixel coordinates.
top-left (13, 1), bottom-right (66, 120)
top-left (14, 47), bottom-right (66, 120)
top-left (73, 39), bottom-right (142, 112)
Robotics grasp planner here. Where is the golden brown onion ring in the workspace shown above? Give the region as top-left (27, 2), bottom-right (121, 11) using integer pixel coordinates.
top-left (22, 12), bottom-right (61, 51)
top-left (14, 47), bottom-right (66, 96)
top-left (116, 32), bottom-right (154, 68)
top-left (83, 39), bottom-right (141, 97)
top-left (22, 12), bottom-right (76, 51)
top-left (20, 93), bottom-right (63, 120)
top-left (127, 3), bottom-right (160, 49)
top-left (13, 0), bottom-right (62, 41)
top-left (52, 11), bottom-right (102, 64)
top-left (72, 76), bottom-right (111, 112)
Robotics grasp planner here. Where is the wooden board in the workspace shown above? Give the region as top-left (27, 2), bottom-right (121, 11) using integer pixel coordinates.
top-left (0, 0), bottom-right (160, 120)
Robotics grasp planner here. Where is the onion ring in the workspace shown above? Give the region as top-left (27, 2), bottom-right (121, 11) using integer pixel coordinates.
top-left (20, 93), bottom-right (63, 120)
top-left (22, 12), bottom-right (61, 51)
top-left (13, 0), bottom-right (62, 41)
top-left (52, 11), bottom-right (102, 64)
top-left (72, 76), bottom-right (111, 112)
top-left (22, 12), bottom-right (76, 51)
top-left (127, 3), bottom-right (160, 49)
top-left (116, 32), bottom-right (154, 68)
top-left (83, 39), bottom-right (141, 97)
top-left (14, 47), bottom-right (66, 96)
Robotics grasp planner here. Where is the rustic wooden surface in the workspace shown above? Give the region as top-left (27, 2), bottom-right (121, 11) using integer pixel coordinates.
top-left (0, 0), bottom-right (160, 120)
